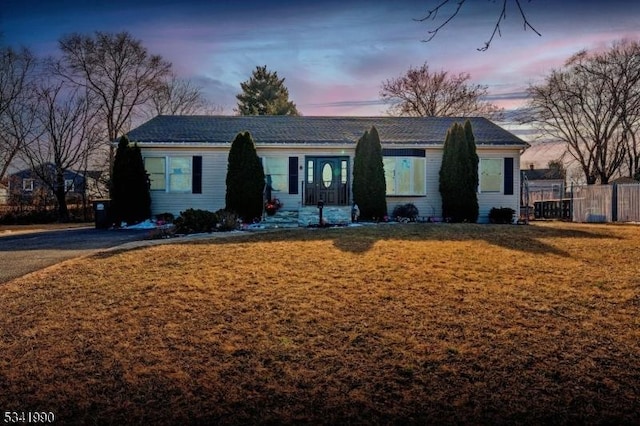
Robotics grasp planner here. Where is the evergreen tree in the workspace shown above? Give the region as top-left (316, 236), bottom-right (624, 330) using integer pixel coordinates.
top-left (463, 120), bottom-right (480, 221)
top-left (236, 65), bottom-right (299, 116)
top-left (353, 126), bottom-right (387, 220)
top-left (111, 135), bottom-right (151, 225)
top-left (439, 122), bottom-right (479, 222)
top-left (225, 131), bottom-right (265, 221)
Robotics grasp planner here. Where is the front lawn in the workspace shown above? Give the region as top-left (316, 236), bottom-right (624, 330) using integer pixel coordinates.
top-left (0, 222), bottom-right (638, 424)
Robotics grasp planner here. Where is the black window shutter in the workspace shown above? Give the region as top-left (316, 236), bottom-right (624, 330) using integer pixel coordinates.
top-left (192, 156), bottom-right (202, 194)
top-left (289, 157), bottom-right (299, 194)
top-left (504, 157), bottom-right (514, 195)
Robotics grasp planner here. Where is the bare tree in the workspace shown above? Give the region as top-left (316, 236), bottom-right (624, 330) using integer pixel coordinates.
top-left (22, 79), bottom-right (101, 221)
top-left (54, 32), bottom-right (172, 168)
top-left (146, 74), bottom-right (208, 117)
top-left (380, 62), bottom-right (501, 118)
top-left (0, 46), bottom-right (38, 181)
top-left (527, 40), bottom-right (640, 184)
top-left (416, 0), bottom-right (541, 51)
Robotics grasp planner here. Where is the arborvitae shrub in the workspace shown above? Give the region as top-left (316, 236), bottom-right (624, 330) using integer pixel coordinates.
top-left (439, 121), bottom-right (479, 223)
top-left (225, 132), bottom-right (265, 222)
top-left (352, 126), bottom-right (387, 220)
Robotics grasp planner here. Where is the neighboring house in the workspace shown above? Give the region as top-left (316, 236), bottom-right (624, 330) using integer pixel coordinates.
top-left (521, 164), bottom-right (566, 204)
top-left (0, 181), bottom-right (8, 205)
top-left (8, 164), bottom-right (94, 204)
top-left (126, 115), bottom-right (529, 224)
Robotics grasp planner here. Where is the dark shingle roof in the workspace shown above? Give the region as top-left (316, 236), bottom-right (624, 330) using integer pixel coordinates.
top-left (126, 115), bottom-right (528, 146)
top-left (522, 168), bottom-right (565, 181)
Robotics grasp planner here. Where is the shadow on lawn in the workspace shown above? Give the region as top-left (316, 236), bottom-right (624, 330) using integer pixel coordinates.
top-left (127, 222), bottom-right (620, 257)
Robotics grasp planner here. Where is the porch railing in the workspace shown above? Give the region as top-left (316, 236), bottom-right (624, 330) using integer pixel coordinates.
top-left (302, 180), bottom-right (350, 206)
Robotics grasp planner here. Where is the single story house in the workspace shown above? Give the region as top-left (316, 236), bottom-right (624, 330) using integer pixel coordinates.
top-left (9, 164), bottom-right (95, 204)
top-left (521, 164), bottom-right (566, 204)
top-left (126, 115), bottom-right (529, 224)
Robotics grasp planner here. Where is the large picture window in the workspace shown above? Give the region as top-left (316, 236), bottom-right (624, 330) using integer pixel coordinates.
top-left (480, 158), bottom-right (502, 193)
top-left (383, 156), bottom-right (426, 196)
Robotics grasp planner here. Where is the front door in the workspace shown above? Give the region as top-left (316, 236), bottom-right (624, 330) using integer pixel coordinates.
top-left (305, 156), bottom-right (349, 206)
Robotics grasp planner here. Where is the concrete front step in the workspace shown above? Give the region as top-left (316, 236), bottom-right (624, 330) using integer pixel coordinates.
top-left (260, 210), bottom-right (299, 229)
top-left (255, 206), bottom-right (352, 229)
top-left (298, 206), bottom-right (351, 227)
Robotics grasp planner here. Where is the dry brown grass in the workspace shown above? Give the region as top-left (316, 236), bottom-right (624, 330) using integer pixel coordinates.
top-left (0, 222), bottom-right (638, 425)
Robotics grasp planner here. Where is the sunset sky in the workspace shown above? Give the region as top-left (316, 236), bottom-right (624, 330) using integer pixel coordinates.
top-left (2, 0), bottom-right (640, 118)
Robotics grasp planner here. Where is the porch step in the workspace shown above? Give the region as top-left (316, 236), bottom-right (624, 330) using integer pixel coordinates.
top-left (298, 206), bottom-right (352, 227)
top-left (260, 210), bottom-right (300, 229)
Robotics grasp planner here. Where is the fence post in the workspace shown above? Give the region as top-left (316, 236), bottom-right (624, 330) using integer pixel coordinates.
top-left (570, 182), bottom-right (574, 221)
top-left (611, 183), bottom-right (618, 222)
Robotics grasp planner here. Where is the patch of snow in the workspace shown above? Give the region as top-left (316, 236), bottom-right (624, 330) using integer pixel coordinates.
top-left (122, 219), bottom-right (159, 230)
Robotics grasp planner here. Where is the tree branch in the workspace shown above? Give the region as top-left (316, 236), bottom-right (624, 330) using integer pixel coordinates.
top-left (417, 0), bottom-right (542, 51)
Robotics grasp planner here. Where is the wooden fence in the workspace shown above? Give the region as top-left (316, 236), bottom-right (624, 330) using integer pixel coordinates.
top-left (572, 183), bottom-right (640, 223)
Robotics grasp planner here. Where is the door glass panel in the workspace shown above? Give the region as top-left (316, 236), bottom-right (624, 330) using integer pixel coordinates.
top-left (307, 160), bottom-right (314, 183)
top-left (322, 163), bottom-right (333, 188)
top-left (341, 160), bottom-right (348, 184)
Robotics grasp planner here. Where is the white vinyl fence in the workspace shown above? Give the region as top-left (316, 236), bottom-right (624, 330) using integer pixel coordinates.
top-left (572, 183), bottom-right (640, 223)
top-left (616, 184), bottom-right (640, 222)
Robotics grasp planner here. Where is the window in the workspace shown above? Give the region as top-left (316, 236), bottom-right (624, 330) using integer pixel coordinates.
top-left (169, 157), bottom-right (192, 192)
top-left (22, 179), bottom-right (34, 192)
top-left (307, 160), bottom-right (314, 184)
top-left (64, 179), bottom-right (75, 192)
top-left (144, 156), bottom-right (201, 193)
top-left (480, 158), bottom-right (503, 193)
top-left (383, 157), bottom-right (426, 196)
top-left (263, 157), bottom-right (288, 192)
top-left (145, 157), bottom-right (166, 191)
top-left (341, 160), bottom-right (348, 184)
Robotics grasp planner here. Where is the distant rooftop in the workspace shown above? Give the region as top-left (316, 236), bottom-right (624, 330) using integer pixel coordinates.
top-left (126, 115), bottom-right (529, 147)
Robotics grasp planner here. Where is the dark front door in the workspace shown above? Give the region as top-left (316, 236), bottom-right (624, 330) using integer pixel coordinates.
top-left (305, 156), bottom-right (349, 206)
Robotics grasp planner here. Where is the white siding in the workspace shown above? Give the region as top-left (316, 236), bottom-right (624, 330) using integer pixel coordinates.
top-left (385, 147), bottom-right (442, 219)
top-left (477, 149), bottom-right (521, 223)
top-left (257, 145), bottom-right (355, 211)
top-left (140, 144), bottom-right (522, 223)
top-left (141, 147), bottom-right (229, 217)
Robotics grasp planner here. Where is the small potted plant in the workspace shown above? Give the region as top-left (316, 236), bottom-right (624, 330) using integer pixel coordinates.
top-left (265, 198), bottom-right (283, 216)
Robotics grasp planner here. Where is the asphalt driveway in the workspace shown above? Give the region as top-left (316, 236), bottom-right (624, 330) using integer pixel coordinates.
top-left (0, 227), bottom-right (150, 283)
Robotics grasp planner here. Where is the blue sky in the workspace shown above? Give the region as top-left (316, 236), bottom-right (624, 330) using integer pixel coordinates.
top-left (2, 0), bottom-right (640, 117)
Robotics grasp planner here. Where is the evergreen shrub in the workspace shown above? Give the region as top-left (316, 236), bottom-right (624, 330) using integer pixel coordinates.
top-left (352, 126), bottom-right (387, 220)
top-left (489, 207), bottom-right (515, 224)
top-left (214, 209), bottom-right (240, 231)
top-left (392, 203), bottom-right (419, 222)
top-left (174, 209), bottom-right (218, 234)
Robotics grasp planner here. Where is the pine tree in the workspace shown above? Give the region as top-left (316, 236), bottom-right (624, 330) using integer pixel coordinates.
top-left (353, 126), bottom-right (387, 220)
top-left (111, 135), bottom-right (151, 225)
top-left (439, 122), bottom-right (479, 222)
top-left (225, 131), bottom-right (265, 221)
top-left (236, 65), bottom-right (299, 116)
